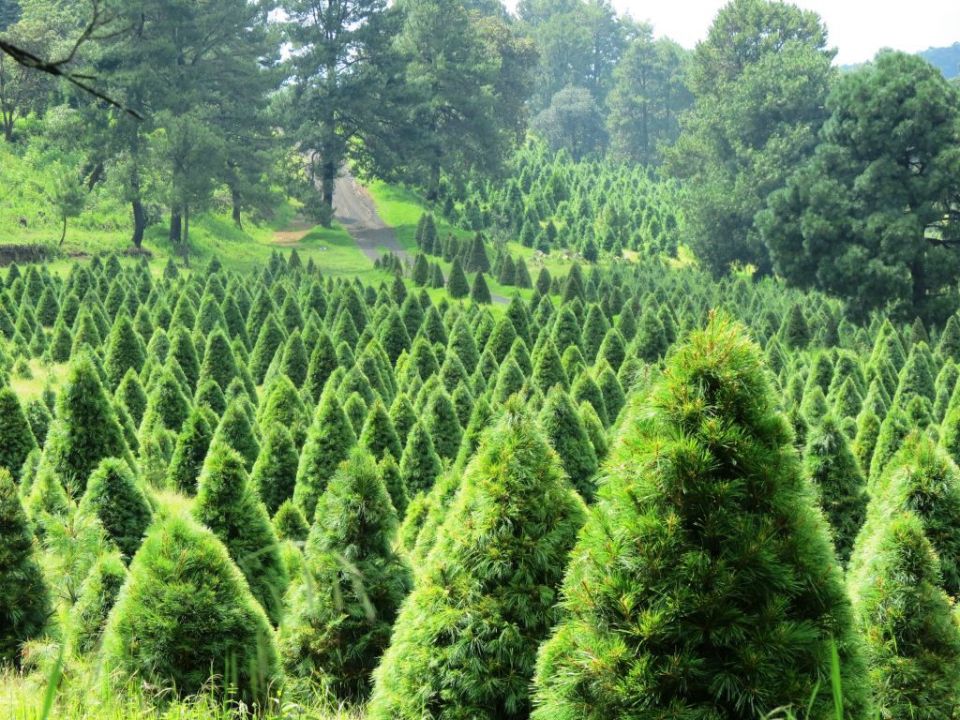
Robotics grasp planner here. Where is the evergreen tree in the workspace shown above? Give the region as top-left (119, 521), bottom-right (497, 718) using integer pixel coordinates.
top-left (43, 352), bottom-right (129, 496)
top-left (531, 337), bottom-right (568, 393)
top-left (465, 233), bottom-right (491, 273)
top-left (0, 469), bottom-right (51, 666)
top-left (251, 425), bottom-right (299, 515)
top-left (100, 515), bottom-right (280, 703)
top-left (194, 442), bottom-right (289, 625)
top-left (273, 499), bottom-right (309, 543)
top-left (294, 390), bottom-right (356, 520)
top-left (208, 396), bottom-right (258, 469)
top-left (250, 315), bottom-right (287, 384)
top-left (803, 414), bottom-right (868, 565)
top-left (399, 420), bottom-right (442, 496)
top-left (781, 303), bottom-right (811, 349)
top-left (80, 458), bottom-right (152, 561)
top-left (371, 397), bottom-right (586, 717)
top-left (633, 306), bottom-right (669, 362)
top-left (849, 513), bottom-right (960, 719)
top-left (279, 330), bottom-right (309, 388)
top-left (531, 318), bottom-right (867, 718)
top-left (116, 369), bottom-right (148, 428)
top-left (0, 386), bottom-right (36, 479)
top-left (103, 314), bottom-right (146, 390)
top-left (280, 449), bottom-right (411, 701)
top-left (304, 330), bottom-right (338, 403)
top-left (166, 407), bottom-right (215, 494)
top-left (470, 271), bottom-right (492, 304)
top-left (359, 399), bottom-right (403, 462)
top-left (446, 258), bottom-right (469, 299)
top-left (424, 388), bottom-right (462, 461)
top-left (539, 387), bottom-right (598, 500)
top-left (67, 551), bottom-right (126, 655)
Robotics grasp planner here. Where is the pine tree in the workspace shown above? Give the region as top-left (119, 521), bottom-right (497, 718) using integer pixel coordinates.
top-left (250, 315), bottom-right (287, 384)
top-left (166, 407), bottom-right (215, 494)
top-left (803, 415), bottom-right (868, 565)
top-left (633, 306), bottom-right (669, 362)
top-left (359, 399), bottom-right (403, 462)
top-left (251, 425), bottom-right (299, 515)
top-left (43, 352), bottom-right (129, 496)
top-left (273, 499), bottom-right (309, 543)
top-left (103, 314), bottom-right (146, 390)
top-left (100, 515), bottom-right (280, 702)
top-left (470, 271), bottom-right (492, 304)
top-left (67, 550), bottom-right (127, 655)
top-left (294, 390), bottom-right (356, 521)
top-left (367, 400), bottom-right (585, 720)
top-left (596, 363), bottom-right (625, 424)
top-left (411, 253), bottom-right (430, 286)
top-left (279, 330), bottom-right (309, 388)
top-left (531, 317), bottom-right (867, 718)
top-left (539, 387), bottom-right (598, 500)
top-left (80, 458), bottom-right (152, 561)
top-left (849, 512), bottom-right (960, 719)
top-left (465, 233), bottom-right (490, 273)
top-left (198, 329), bottom-right (239, 393)
top-left (380, 310), bottom-right (412, 365)
top-left (194, 442), bottom-right (288, 626)
top-left (446, 258), bottom-right (469, 299)
top-left (212, 398), bottom-right (260, 470)
top-left (0, 469), bottom-right (51, 666)
top-left (0, 386), bottom-right (36, 479)
top-left (423, 388), bottom-right (462, 461)
top-left (781, 303), bottom-right (810, 349)
top-left (531, 337), bottom-right (568, 393)
top-left (304, 330), bottom-right (338, 403)
top-left (399, 420), bottom-right (442, 496)
top-left (280, 449), bottom-right (411, 701)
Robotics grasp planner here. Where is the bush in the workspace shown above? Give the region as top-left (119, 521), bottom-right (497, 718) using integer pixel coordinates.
top-left (67, 550), bottom-right (126, 655)
top-left (531, 317), bottom-right (867, 718)
top-left (100, 515), bottom-right (280, 703)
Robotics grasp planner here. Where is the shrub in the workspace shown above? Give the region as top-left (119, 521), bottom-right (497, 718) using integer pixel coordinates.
top-left (399, 420), bottom-right (442, 496)
top-left (0, 386), bottom-right (36, 479)
top-left (539, 386), bottom-right (598, 500)
top-left (251, 425), bottom-right (299, 515)
top-left (166, 407), bottom-right (215, 494)
top-left (67, 551), bottom-right (126, 655)
top-left (273, 499), bottom-right (309, 543)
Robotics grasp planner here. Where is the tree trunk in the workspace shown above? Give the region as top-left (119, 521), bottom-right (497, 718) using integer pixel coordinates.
top-left (182, 205), bottom-right (191, 267)
top-left (131, 199), bottom-right (146, 248)
top-left (911, 256), bottom-right (926, 314)
top-left (230, 183), bottom-right (243, 230)
top-left (169, 209), bottom-right (182, 245)
top-left (58, 216), bottom-right (67, 247)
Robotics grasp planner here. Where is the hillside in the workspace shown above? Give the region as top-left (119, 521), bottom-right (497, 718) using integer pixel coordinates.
top-left (920, 41), bottom-right (960, 78)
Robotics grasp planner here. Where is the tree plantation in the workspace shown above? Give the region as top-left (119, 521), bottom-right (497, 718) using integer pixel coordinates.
top-left (3, 0), bottom-right (960, 719)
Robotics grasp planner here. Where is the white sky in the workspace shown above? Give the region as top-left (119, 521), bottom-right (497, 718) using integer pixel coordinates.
top-left (510, 1), bottom-right (960, 66)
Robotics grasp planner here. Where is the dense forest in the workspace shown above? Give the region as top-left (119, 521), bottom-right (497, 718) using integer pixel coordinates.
top-left (3, 0), bottom-right (960, 719)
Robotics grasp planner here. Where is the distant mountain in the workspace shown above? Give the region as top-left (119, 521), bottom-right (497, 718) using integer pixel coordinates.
top-left (919, 42), bottom-right (960, 79)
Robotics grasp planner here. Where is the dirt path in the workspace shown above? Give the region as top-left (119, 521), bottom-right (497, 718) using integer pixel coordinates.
top-left (333, 173), bottom-right (411, 264)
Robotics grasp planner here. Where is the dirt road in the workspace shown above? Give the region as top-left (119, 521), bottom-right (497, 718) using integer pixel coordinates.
top-left (333, 173), bottom-right (410, 264)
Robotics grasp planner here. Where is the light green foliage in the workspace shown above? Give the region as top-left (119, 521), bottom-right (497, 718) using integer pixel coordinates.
top-left (0, 386), bottom-right (37, 479)
top-left (79, 458), bottom-right (152, 561)
top-left (68, 551), bottom-right (127, 656)
top-left (294, 390), bottom-right (356, 521)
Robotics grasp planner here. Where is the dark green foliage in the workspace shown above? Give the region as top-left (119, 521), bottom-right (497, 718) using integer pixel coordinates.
top-left (101, 515), bottom-right (280, 703)
top-left (304, 331), bottom-right (338, 403)
top-left (0, 469), bottom-right (51, 666)
top-left (849, 512), bottom-right (960, 719)
top-left (43, 352), bottom-right (129, 496)
top-left (633, 306), bottom-right (668, 362)
top-left (141, 369), bottom-right (191, 434)
top-left (198, 329), bottom-right (239, 395)
top-left (80, 459), bottom-right (152, 561)
top-left (250, 315), bottom-right (287, 384)
top-left (116, 369), bottom-right (148, 427)
top-left (280, 449), bottom-right (411, 700)
top-left (531, 337), bottom-right (567, 393)
top-left (539, 387), bottom-right (597, 500)
top-left (781, 303), bottom-right (810, 349)
top-left (194, 442), bottom-right (288, 625)
top-left (368, 400), bottom-right (585, 720)
top-left (258, 375), bottom-right (309, 449)
top-left (464, 233), bottom-right (490, 273)
top-left (399, 420), bottom-right (442, 497)
top-left (279, 330), bottom-right (309, 388)
top-left (251, 425), bottom-right (299, 515)
top-left (379, 453), bottom-right (407, 516)
top-left (0, 387), bottom-right (36, 479)
top-left (446, 258), bottom-right (469, 299)
top-left (273, 499), bottom-right (309, 543)
top-left (294, 390), bottom-right (356, 521)
top-left (380, 310), bottom-right (411, 365)
top-left (596, 363), bottom-right (625, 424)
top-left (68, 551), bottom-right (127, 655)
top-left (803, 415), bottom-right (868, 565)
top-left (166, 407), bottom-right (214, 495)
top-left (531, 318), bottom-right (867, 718)
top-left (24, 399), bottom-right (51, 448)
